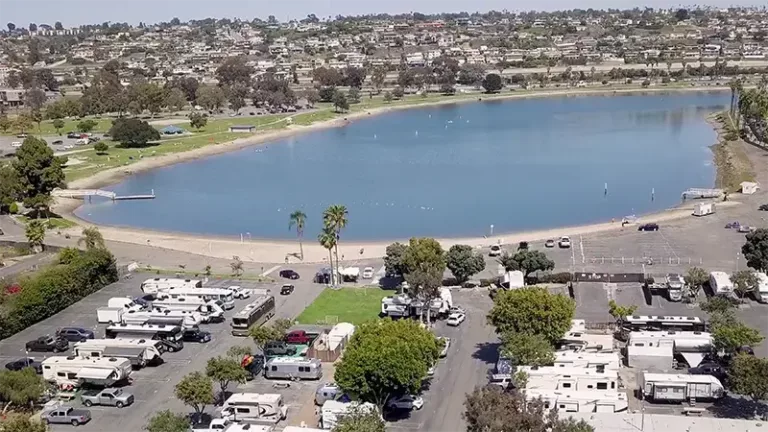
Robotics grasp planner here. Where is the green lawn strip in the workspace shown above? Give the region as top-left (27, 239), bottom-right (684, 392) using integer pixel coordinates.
top-left (295, 287), bottom-right (389, 326)
top-left (15, 215), bottom-right (78, 230)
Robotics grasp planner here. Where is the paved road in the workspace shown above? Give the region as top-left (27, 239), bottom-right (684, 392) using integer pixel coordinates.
top-left (0, 252), bottom-right (55, 279)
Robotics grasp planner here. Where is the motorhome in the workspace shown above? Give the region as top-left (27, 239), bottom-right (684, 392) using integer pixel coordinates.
top-left (381, 295), bottom-right (412, 317)
top-left (41, 356), bottom-right (132, 387)
top-left (152, 297), bottom-right (225, 323)
top-left (411, 287), bottom-right (453, 318)
top-left (73, 339), bottom-right (164, 367)
top-left (641, 372), bottom-right (725, 402)
top-left (621, 315), bottom-right (707, 335)
top-left (753, 271), bottom-right (768, 303)
top-left (141, 278), bottom-right (202, 295)
top-left (628, 331), bottom-right (712, 367)
top-left (158, 287), bottom-right (235, 310)
top-left (553, 351), bottom-right (621, 370)
top-left (709, 271), bottom-right (734, 297)
top-left (220, 393), bottom-right (288, 424)
top-left (320, 401), bottom-right (377, 430)
top-left (122, 308), bottom-right (202, 329)
top-left (107, 297), bottom-right (144, 313)
top-left (524, 371), bottom-right (619, 392)
top-left (264, 357), bottom-right (322, 380)
top-left (231, 296), bottom-right (276, 337)
top-left (105, 323), bottom-right (184, 352)
top-left (526, 388), bottom-right (628, 413)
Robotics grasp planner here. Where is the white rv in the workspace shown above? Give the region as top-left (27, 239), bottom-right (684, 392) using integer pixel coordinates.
top-left (642, 373), bottom-right (724, 402)
top-left (526, 388), bottom-right (628, 413)
top-left (381, 295), bottom-right (412, 317)
top-left (158, 287), bottom-right (235, 310)
top-left (97, 307), bottom-right (124, 324)
top-left (553, 351), bottom-right (621, 370)
top-left (558, 332), bottom-right (614, 352)
top-left (141, 277), bottom-right (202, 294)
top-left (107, 297), bottom-right (144, 312)
top-left (122, 308), bottom-right (203, 329)
top-left (152, 297), bottom-right (225, 322)
top-left (41, 356), bottom-right (132, 387)
top-left (338, 267), bottom-right (360, 282)
top-left (709, 271), bottom-right (734, 296)
top-left (73, 338), bottom-right (164, 367)
top-left (320, 400), bottom-right (378, 430)
top-left (501, 270), bottom-right (525, 289)
top-left (220, 393), bottom-right (288, 424)
top-left (525, 372), bottom-right (619, 392)
top-left (693, 202), bottom-right (715, 217)
top-left (628, 331), bottom-right (712, 367)
top-left (753, 271), bottom-right (768, 303)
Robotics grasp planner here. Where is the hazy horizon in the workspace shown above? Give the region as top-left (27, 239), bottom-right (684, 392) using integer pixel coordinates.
top-left (0, 0), bottom-right (763, 28)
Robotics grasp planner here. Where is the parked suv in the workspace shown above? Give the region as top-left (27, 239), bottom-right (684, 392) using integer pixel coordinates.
top-left (57, 327), bottom-right (95, 342)
top-left (263, 341), bottom-right (297, 357)
top-left (638, 223), bottom-right (660, 231)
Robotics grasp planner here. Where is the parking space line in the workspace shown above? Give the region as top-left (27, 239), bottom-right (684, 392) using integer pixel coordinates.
top-left (261, 265), bottom-right (281, 276)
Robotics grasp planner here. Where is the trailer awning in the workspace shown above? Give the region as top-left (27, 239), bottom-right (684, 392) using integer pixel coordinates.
top-left (77, 367), bottom-right (114, 380)
top-left (681, 352), bottom-right (705, 367)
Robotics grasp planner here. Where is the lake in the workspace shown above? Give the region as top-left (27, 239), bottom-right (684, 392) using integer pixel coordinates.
top-left (75, 92), bottom-right (727, 241)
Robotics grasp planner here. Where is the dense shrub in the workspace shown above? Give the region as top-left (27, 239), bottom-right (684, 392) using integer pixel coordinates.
top-left (0, 247), bottom-right (118, 339)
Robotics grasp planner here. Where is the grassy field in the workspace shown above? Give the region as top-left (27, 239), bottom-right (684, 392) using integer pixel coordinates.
top-left (295, 287), bottom-right (389, 326)
top-left (15, 215), bottom-right (78, 230)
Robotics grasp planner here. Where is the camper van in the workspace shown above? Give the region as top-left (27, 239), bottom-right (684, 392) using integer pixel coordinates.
top-left (141, 278), bottom-right (202, 295)
top-left (41, 356), bottom-right (132, 387)
top-left (220, 393), bottom-right (288, 424)
top-left (320, 401), bottom-right (377, 430)
top-left (642, 373), bottom-right (725, 402)
top-left (151, 297), bottom-right (225, 323)
top-left (709, 271), bottom-right (734, 297)
top-left (73, 339), bottom-right (164, 367)
top-left (264, 357), bottom-right (322, 380)
top-left (753, 271), bottom-right (768, 303)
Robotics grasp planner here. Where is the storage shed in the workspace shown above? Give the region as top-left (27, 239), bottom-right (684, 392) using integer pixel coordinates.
top-left (740, 181), bottom-right (759, 195)
top-left (229, 125), bottom-right (256, 133)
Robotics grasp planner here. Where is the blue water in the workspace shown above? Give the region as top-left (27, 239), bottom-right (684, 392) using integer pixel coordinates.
top-left (75, 92), bottom-right (727, 240)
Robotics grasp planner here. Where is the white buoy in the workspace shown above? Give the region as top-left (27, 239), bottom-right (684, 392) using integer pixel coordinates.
top-left (415, 131), bottom-right (418, 136)
top-left (374, 134), bottom-right (377, 139)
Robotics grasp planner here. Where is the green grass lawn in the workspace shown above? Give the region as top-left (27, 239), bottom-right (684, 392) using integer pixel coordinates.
top-left (15, 215), bottom-right (78, 230)
top-left (26, 117), bottom-right (116, 136)
top-left (296, 287), bottom-right (389, 326)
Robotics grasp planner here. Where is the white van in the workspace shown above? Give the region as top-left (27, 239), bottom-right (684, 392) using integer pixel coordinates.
top-left (709, 271), bottom-right (733, 297)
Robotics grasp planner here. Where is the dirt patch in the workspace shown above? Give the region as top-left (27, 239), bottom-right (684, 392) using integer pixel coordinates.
top-left (708, 113), bottom-right (756, 192)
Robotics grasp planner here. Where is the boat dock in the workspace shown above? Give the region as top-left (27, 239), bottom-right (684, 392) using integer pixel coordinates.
top-left (52, 189), bottom-right (156, 201)
top-left (681, 188), bottom-right (723, 200)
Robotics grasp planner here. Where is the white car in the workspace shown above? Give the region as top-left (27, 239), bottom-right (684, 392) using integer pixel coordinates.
top-left (558, 236), bottom-right (572, 248)
top-left (11, 141), bottom-right (22, 147)
top-left (227, 285), bottom-right (251, 299)
top-left (427, 363), bottom-right (436, 376)
top-left (447, 313), bottom-right (466, 326)
top-left (449, 306), bottom-right (466, 316)
top-left (387, 395), bottom-right (424, 410)
top-left (362, 267), bottom-right (375, 279)
top-left (489, 244), bottom-right (503, 257)
top-left (438, 337), bottom-right (451, 358)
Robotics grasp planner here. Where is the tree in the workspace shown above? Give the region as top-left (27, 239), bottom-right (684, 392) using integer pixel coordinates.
top-left (169, 77), bottom-right (200, 103)
top-left (458, 63), bottom-right (487, 86)
top-left (7, 23), bottom-right (15, 32)
top-left (383, 91), bottom-right (393, 104)
top-left (464, 386), bottom-right (594, 432)
top-left (512, 250), bottom-right (555, 278)
top-left (230, 256), bottom-right (243, 277)
top-left (0, 368), bottom-right (47, 412)
top-left (195, 85), bottom-right (226, 112)
top-left (205, 356), bottom-right (248, 402)
top-left (25, 219), bottom-right (46, 252)
top-left (0, 415), bottom-right (47, 432)
top-left (312, 67), bottom-right (344, 86)
top-left (446, 244), bottom-right (485, 284)
top-left (78, 226), bottom-right (105, 250)
top-left (392, 87), bottom-right (404, 99)
top-left (52, 118), bottom-right (65, 135)
top-left (0, 165), bottom-right (22, 213)
top-left (318, 227), bottom-right (337, 284)
top-left (731, 270), bottom-right (757, 302)
top-left (343, 66), bottom-right (367, 88)
top-left (496, 252), bottom-right (520, 272)
top-left (488, 287), bottom-right (575, 344)
top-left (226, 345), bottom-right (252, 359)
top-left (28, 23), bottom-right (37, 32)
top-left (712, 320), bottom-right (764, 355)
top-left (0, 114), bottom-right (11, 133)
top-left (215, 57), bottom-right (254, 87)
top-left (13, 113), bottom-right (33, 134)
top-left (174, 371), bottom-right (214, 422)
top-left (24, 88), bottom-right (47, 112)
top-left (164, 88), bottom-right (187, 112)
top-left (145, 410), bottom-right (190, 432)
top-left (403, 237), bottom-right (446, 322)
top-left (304, 88), bottom-right (320, 107)
top-left (348, 88), bottom-right (361, 104)
top-left (371, 66), bottom-right (387, 94)
top-left (675, 8), bottom-right (690, 21)
top-left (482, 73), bottom-right (503, 93)
top-left (54, 21), bottom-right (63, 30)
top-left (742, 229), bottom-right (768, 272)
top-left (188, 112), bottom-right (208, 130)
top-left (249, 321), bottom-right (290, 351)
top-left (12, 136), bottom-right (65, 213)
top-left (109, 118), bottom-right (160, 147)
top-left (607, 300), bottom-right (638, 326)
top-left (289, 210), bottom-right (307, 260)
top-left (335, 319), bottom-right (439, 410)
top-left (334, 404), bottom-right (385, 432)
top-left (94, 141), bottom-right (108, 154)
top-left (729, 354), bottom-right (768, 402)
top-left (685, 266), bottom-right (709, 298)
top-left (500, 332), bottom-right (555, 367)
top-left (323, 204), bottom-right (348, 281)
top-left (333, 91), bottom-right (349, 113)
top-left (77, 119), bottom-right (98, 133)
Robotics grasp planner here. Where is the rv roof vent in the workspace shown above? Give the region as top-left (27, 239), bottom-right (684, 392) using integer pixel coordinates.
top-left (596, 365), bottom-right (605, 373)
top-left (66, 356), bottom-right (75, 360)
top-left (138, 339), bottom-right (146, 343)
top-left (108, 357), bottom-right (118, 361)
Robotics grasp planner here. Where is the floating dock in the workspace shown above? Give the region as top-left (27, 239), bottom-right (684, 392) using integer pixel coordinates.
top-left (681, 188), bottom-right (723, 200)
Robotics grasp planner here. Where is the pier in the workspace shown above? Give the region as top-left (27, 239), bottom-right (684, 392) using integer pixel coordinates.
top-left (681, 188), bottom-right (723, 200)
top-left (52, 189), bottom-right (156, 201)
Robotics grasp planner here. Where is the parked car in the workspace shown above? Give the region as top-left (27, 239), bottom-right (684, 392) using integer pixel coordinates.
top-left (447, 313), bottom-right (466, 327)
top-left (52, 140), bottom-right (64, 145)
top-left (689, 362), bottom-right (727, 382)
top-left (427, 363), bottom-right (436, 377)
top-left (182, 328), bottom-right (212, 343)
top-left (438, 337), bottom-right (451, 358)
top-left (362, 267), bottom-right (375, 279)
top-left (448, 306), bottom-right (466, 315)
top-left (279, 269), bottom-right (300, 280)
top-left (387, 395), bottom-right (424, 410)
top-left (738, 225), bottom-right (756, 233)
top-left (5, 358), bottom-right (42, 373)
top-left (263, 341), bottom-right (297, 357)
top-left (638, 223), bottom-right (660, 231)
top-left (759, 204), bottom-right (768, 211)
top-left (81, 388), bottom-right (134, 408)
top-left (56, 327), bottom-right (95, 342)
top-left (489, 244), bottom-right (503, 257)
top-left (285, 330), bottom-right (312, 344)
top-left (41, 406), bottom-right (91, 426)
top-left (544, 239), bottom-right (555, 248)
top-left (11, 141), bottom-right (21, 147)
top-left (227, 285), bottom-right (251, 299)
top-left (66, 132), bottom-right (79, 139)
top-left (16, 133), bottom-right (27, 139)
top-left (25, 335), bottom-right (68, 352)
top-left (280, 284), bottom-right (295, 295)
top-left (558, 236), bottom-right (572, 248)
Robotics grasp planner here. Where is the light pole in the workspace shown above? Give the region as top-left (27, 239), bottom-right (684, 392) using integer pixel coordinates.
top-left (490, 224), bottom-right (494, 236)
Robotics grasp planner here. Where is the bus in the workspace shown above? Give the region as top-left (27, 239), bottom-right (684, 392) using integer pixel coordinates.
top-left (621, 315), bottom-right (707, 338)
top-left (231, 295), bottom-right (276, 336)
top-left (105, 323), bottom-right (184, 352)
top-left (141, 278), bottom-right (202, 295)
top-left (158, 287), bottom-right (235, 310)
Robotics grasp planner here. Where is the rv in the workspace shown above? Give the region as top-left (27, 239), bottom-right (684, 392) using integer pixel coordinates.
top-left (647, 274), bottom-right (685, 302)
top-left (642, 372), bottom-right (725, 402)
top-left (553, 351), bottom-right (621, 370)
top-left (411, 287), bottom-right (453, 318)
top-left (525, 371), bottom-right (619, 392)
top-left (141, 278), bottom-right (202, 295)
top-left (320, 401), bottom-right (377, 430)
top-left (628, 331), bottom-right (712, 367)
top-left (526, 388), bottom-right (628, 413)
top-left (231, 296), bottom-right (276, 337)
top-left (501, 270), bottom-right (525, 289)
top-left (753, 271), bottom-right (768, 303)
top-left (152, 297), bottom-right (225, 323)
top-left (381, 295), bottom-right (412, 317)
top-left (107, 297), bottom-right (144, 313)
top-left (709, 271), bottom-right (734, 297)
top-left (338, 267), bottom-right (360, 282)
top-left (558, 332), bottom-right (614, 353)
top-left (264, 357), bottom-right (322, 380)
top-left (73, 339), bottom-right (164, 367)
top-left (158, 287), bottom-right (235, 310)
top-left (220, 393), bottom-right (288, 424)
top-left (693, 202), bottom-right (715, 217)
top-left (41, 356), bottom-right (132, 387)
top-left (122, 309), bottom-right (202, 329)
top-left (621, 315), bottom-right (707, 338)
top-left (105, 323), bottom-right (184, 352)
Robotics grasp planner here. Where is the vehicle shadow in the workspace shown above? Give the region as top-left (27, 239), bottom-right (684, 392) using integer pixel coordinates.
top-left (472, 342), bottom-right (500, 364)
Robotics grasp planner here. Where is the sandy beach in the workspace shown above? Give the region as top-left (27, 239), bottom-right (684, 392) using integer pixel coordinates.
top-left (57, 85), bottom-right (735, 264)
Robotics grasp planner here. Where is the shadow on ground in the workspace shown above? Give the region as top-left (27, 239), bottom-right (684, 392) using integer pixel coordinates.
top-left (708, 395), bottom-right (768, 420)
top-left (472, 342), bottom-right (500, 364)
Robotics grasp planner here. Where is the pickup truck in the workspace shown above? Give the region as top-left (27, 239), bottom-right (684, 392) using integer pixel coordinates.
top-left (284, 330), bottom-right (312, 344)
top-left (25, 335), bottom-right (69, 352)
top-left (41, 405), bottom-right (92, 426)
top-left (81, 388), bottom-right (134, 408)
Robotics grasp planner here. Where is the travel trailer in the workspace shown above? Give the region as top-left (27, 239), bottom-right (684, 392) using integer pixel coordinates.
top-left (709, 271), bottom-right (734, 297)
top-left (320, 401), bottom-right (377, 430)
top-left (558, 332), bottom-right (614, 352)
top-left (526, 388), bottom-right (628, 413)
top-left (97, 307), bottom-right (124, 324)
top-left (41, 356), bottom-right (132, 387)
top-left (264, 357), bottom-right (322, 380)
top-left (220, 393), bottom-right (288, 424)
top-left (231, 296), bottom-right (276, 337)
top-left (158, 287), bottom-right (235, 310)
top-left (642, 372), bottom-right (725, 402)
top-left (628, 331), bottom-right (712, 367)
top-left (122, 308), bottom-right (202, 329)
top-left (141, 278), bottom-right (202, 295)
top-left (151, 297), bottom-right (225, 323)
top-left (73, 339), bottom-right (164, 367)
top-left (626, 339), bottom-right (675, 371)
top-left (553, 351), bottom-right (621, 370)
top-left (524, 371), bottom-right (619, 392)
top-left (753, 271), bottom-right (768, 303)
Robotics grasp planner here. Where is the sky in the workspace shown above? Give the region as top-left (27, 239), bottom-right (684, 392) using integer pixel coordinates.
top-left (0, 0), bottom-right (761, 27)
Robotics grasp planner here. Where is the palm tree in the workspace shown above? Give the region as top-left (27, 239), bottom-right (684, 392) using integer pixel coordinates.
top-left (318, 227), bottom-right (337, 285)
top-left (323, 205), bottom-right (348, 279)
top-left (25, 219), bottom-right (46, 253)
top-left (78, 226), bottom-right (105, 250)
top-left (288, 210), bottom-right (307, 261)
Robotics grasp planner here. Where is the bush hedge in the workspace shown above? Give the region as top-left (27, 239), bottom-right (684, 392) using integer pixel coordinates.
top-left (0, 247), bottom-right (118, 340)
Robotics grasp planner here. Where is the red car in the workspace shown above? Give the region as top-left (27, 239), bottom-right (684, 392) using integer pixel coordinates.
top-left (284, 330), bottom-right (312, 344)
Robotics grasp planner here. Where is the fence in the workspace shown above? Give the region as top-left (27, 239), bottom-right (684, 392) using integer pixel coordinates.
top-left (583, 257), bottom-right (704, 266)
top-left (573, 272), bottom-right (645, 283)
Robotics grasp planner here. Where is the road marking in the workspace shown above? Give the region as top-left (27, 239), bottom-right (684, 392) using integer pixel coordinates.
top-left (579, 235), bottom-right (586, 263)
top-left (261, 265), bottom-right (281, 276)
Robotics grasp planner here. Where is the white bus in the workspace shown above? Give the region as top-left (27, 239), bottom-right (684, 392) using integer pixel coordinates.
top-left (158, 287), bottom-right (235, 310)
top-left (141, 278), bottom-right (202, 295)
top-left (231, 295), bottom-right (276, 336)
top-left (105, 323), bottom-right (184, 352)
